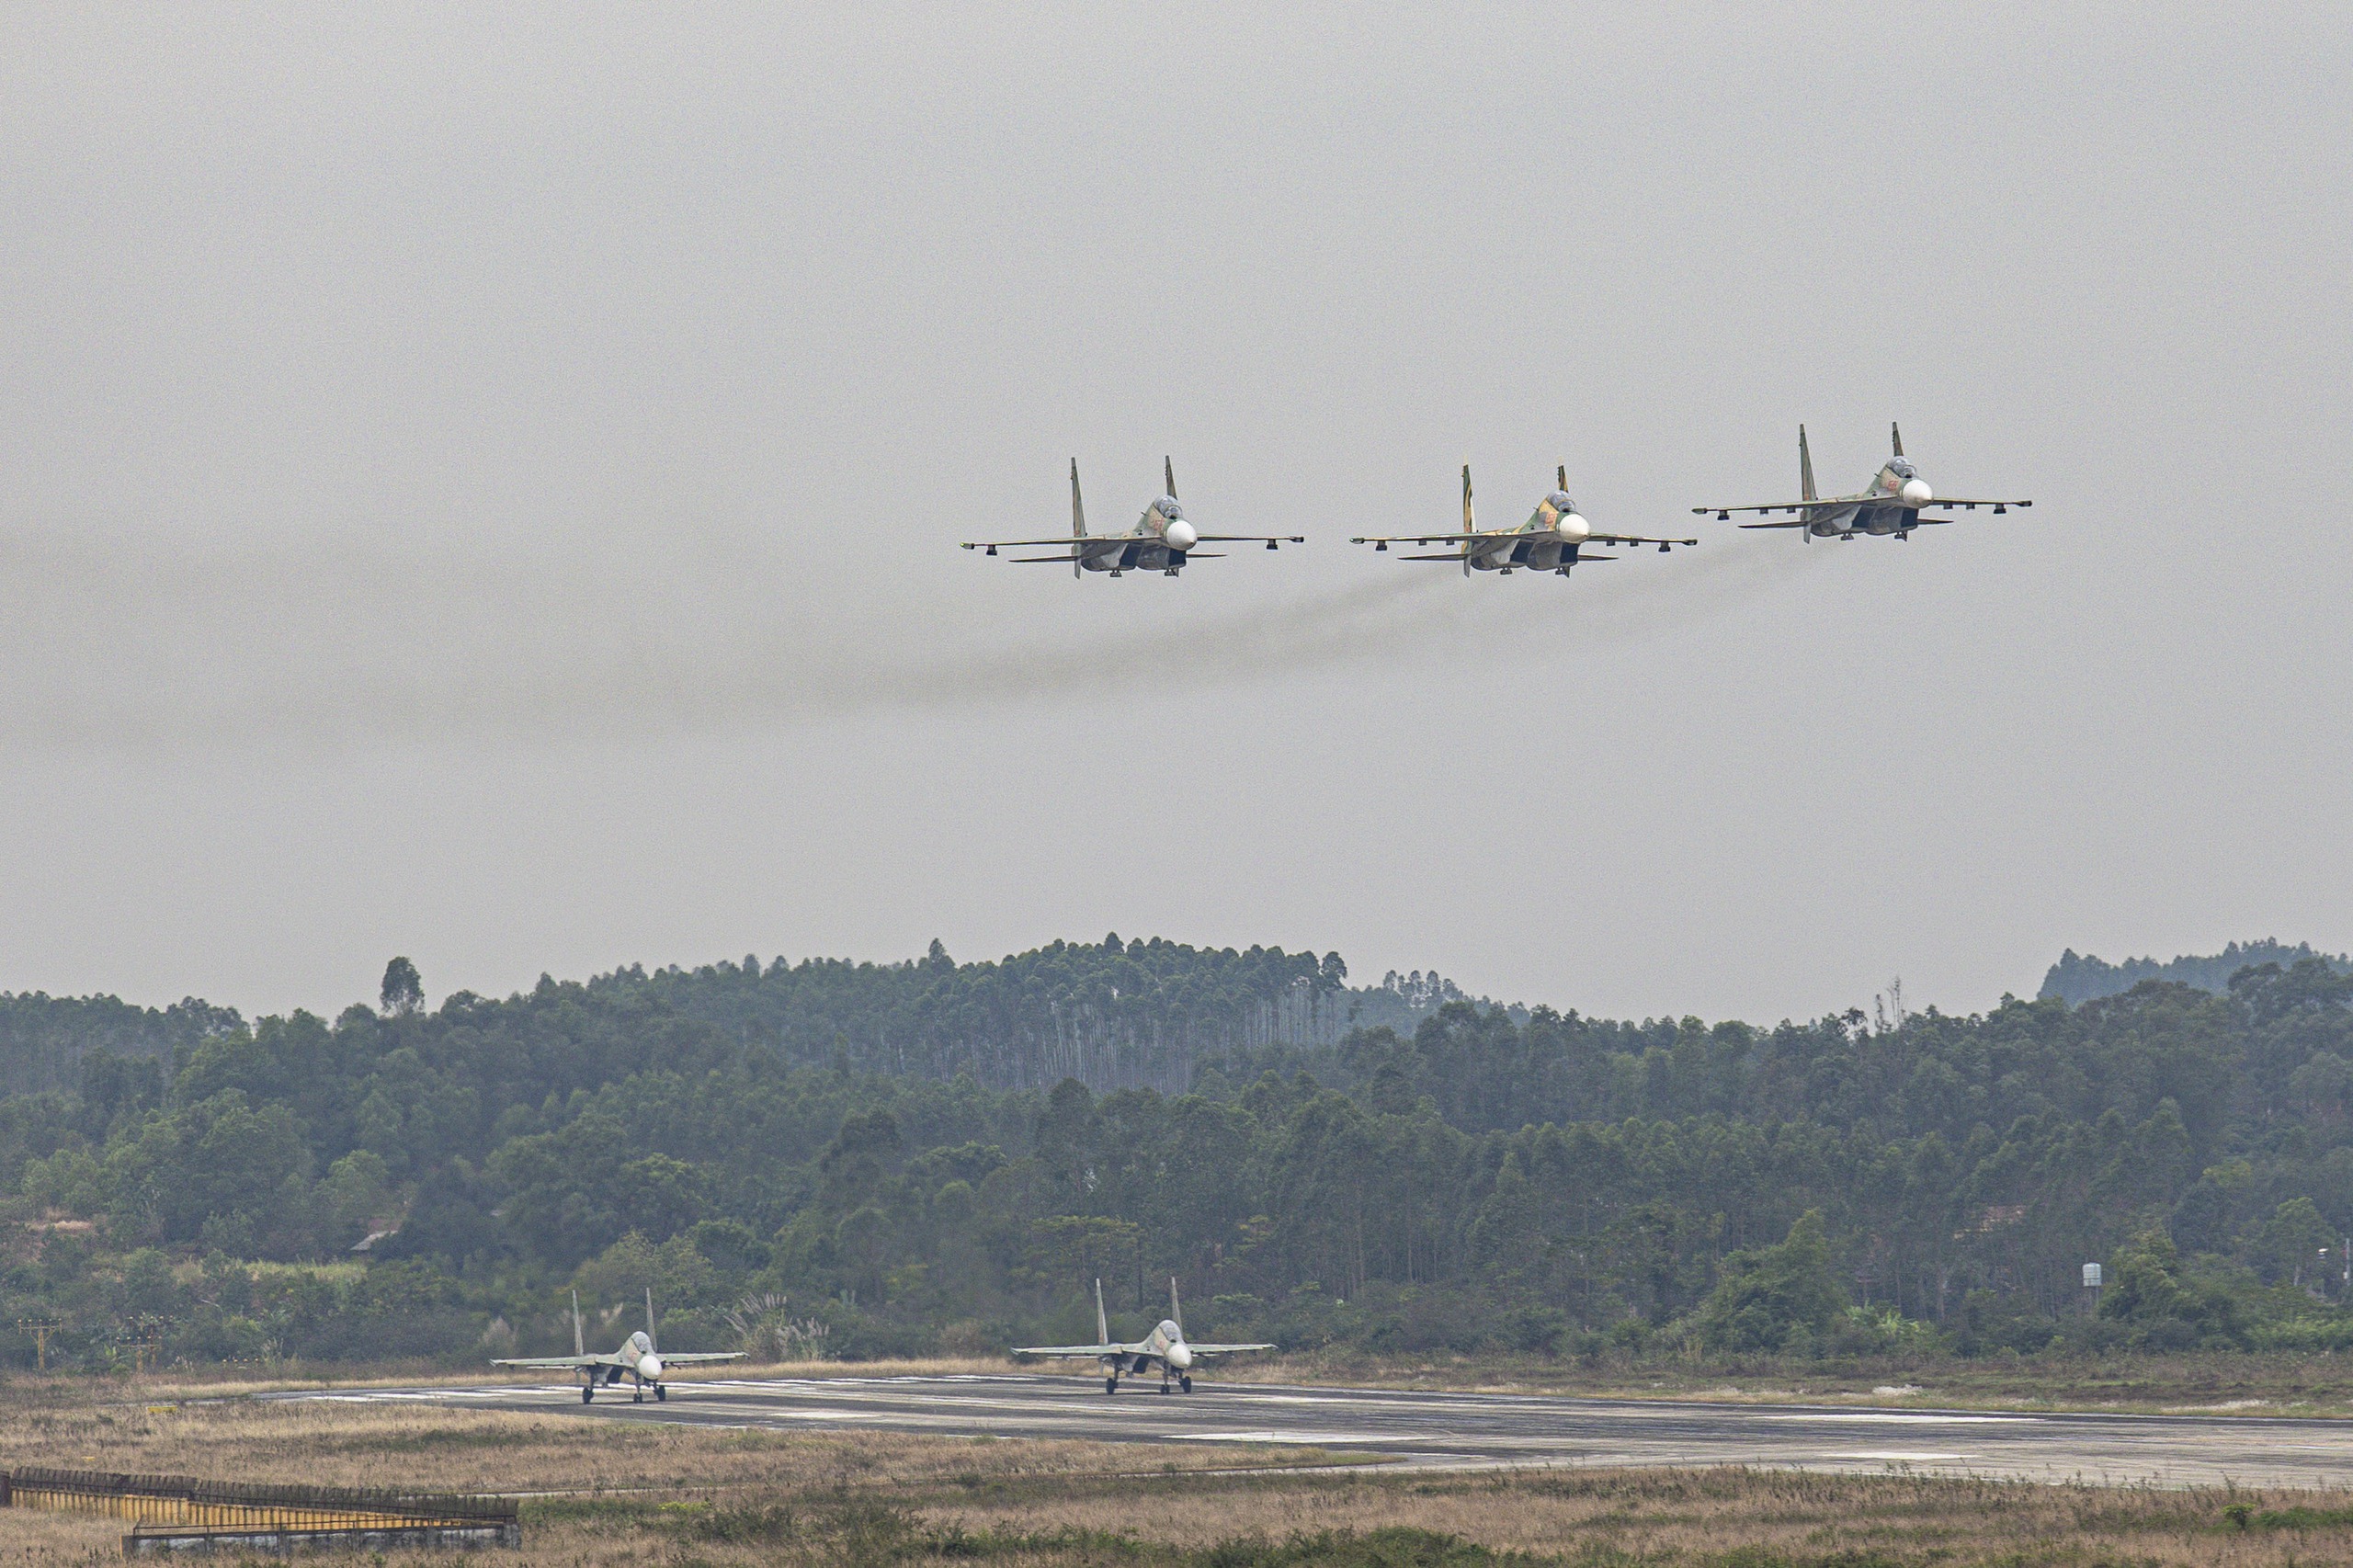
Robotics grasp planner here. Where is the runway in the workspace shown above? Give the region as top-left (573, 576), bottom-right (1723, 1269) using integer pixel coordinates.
top-left (269, 1373), bottom-right (2353, 1488)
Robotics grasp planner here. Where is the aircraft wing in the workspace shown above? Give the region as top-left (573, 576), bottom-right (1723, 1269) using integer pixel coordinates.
top-left (1349, 532), bottom-right (1483, 545)
top-left (1693, 502), bottom-right (1821, 517)
top-left (491, 1354), bottom-right (621, 1369)
top-left (1010, 1342), bottom-right (1143, 1358)
top-left (653, 1352), bottom-right (745, 1364)
top-left (1183, 1342), bottom-right (1277, 1355)
top-left (1586, 532), bottom-right (1698, 549)
top-left (1700, 499), bottom-right (2030, 519)
top-left (961, 538), bottom-right (1089, 551)
top-left (1192, 535), bottom-right (1305, 545)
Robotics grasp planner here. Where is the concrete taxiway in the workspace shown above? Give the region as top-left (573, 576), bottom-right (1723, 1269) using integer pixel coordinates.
top-left (269, 1373), bottom-right (2353, 1488)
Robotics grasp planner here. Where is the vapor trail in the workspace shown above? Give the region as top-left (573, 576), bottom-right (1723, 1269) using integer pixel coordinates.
top-left (0, 521), bottom-right (1826, 750)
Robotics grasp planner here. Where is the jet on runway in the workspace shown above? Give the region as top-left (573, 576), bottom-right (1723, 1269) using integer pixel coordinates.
top-left (494, 1289), bottom-right (742, 1403)
top-left (961, 460), bottom-right (1303, 577)
top-left (1015, 1278), bottom-right (1273, 1394)
top-left (1351, 465), bottom-right (1697, 574)
top-left (1697, 425), bottom-right (2032, 540)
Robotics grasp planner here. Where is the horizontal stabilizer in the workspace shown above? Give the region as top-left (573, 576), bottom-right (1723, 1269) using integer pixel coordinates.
top-left (1737, 519), bottom-right (1812, 529)
top-left (1398, 552), bottom-right (1469, 562)
top-left (1010, 553), bottom-right (1083, 562)
top-left (493, 1355), bottom-right (615, 1369)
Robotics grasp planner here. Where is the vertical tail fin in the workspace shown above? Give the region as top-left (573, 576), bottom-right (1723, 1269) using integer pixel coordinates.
top-left (572, 1289), bottom-right (585, 1358)
top-left (1070, 460), bottom-right (1086, 580)
top-left (1557, 464), bottom-right (1568, 491)
top-left (1891, 422), bottom-right (1904, 459)
top-left (645, 1288), bottom-right (658, 1353)
top-left (1169, 1277), bottom-right (1184, 1336)
top-left (1095, 1278), bottom-right (1109, 1346)
top-left (1461, 463), bottom-right (1475, 576)
top-left (1165, 456), bottom-right (1176, 501)
top-left (1799, 426), bottom-right (1816, 503)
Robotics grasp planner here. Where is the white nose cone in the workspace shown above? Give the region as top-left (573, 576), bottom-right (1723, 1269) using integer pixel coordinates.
top-left (638, 1354), bottom-right (663, 1381)
top-left (1164, 519), bottom-right (1199, 551)
top-left (1555, 512), bottom-right (1591, 541)
top-left (1899, 479), bottom-right (1933, 506)
top-left (1167, 1341), bottom-right (1192, 1369)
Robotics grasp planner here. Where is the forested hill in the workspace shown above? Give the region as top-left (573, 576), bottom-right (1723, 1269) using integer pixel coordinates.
top-left (5, 937), bottom-right (2353, 1371)
top-left (2040, 940), bottom-right (2351, 1006)
top-left (0, 994), bottom-right (244, 1098)
top-left (0, 939), bottom-right (1489, 1101)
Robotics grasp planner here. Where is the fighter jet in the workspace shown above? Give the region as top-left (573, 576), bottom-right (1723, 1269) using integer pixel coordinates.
top-left (493, 1289), bottom-right (742, 1403)
top-left (1350, 464), bottom-right (1697, 574)
top-left (961, 460), bottom-right (1303, 577)
top-left (1696, 424), bottom-right (2032, 540)
top-left (1014, 1278), bottom-right (1273, 1394)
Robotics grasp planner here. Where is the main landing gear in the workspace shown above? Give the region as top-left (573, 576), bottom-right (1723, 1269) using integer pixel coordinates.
top-left (1105, 1376), bottom-right (1119, 1394)
top-left (582, 1384), bottom-right (595, 1403)
top-left (655, 1383), bottom-right (666, 1402)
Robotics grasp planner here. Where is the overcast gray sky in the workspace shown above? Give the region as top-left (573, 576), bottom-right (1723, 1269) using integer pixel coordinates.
top-left (2, 4), bottom-right (2347, 1027)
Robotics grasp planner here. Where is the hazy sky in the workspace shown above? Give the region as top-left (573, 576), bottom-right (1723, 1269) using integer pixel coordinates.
top-left (2, 4), bottom-right (2347, 1028)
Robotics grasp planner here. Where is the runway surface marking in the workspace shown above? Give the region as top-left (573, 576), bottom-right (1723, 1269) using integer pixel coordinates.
top-left (264, 1374), bottom-right (2353, 1487)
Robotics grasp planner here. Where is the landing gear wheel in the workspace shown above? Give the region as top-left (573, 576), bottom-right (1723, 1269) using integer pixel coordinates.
top-left (1105, 1378), bottom-right (1119, 1395)
top-left (1158, 1382), bottom-right (1170, 1394)
top-left (654, 1384), bottom-right (666, 1403)
top-left (1180, 1376), bottom-right (1192, 1393)
top-left (632, 1390), bottom-right (643, 1403)
top-left (582, 1386), bottom-right (594, 1404)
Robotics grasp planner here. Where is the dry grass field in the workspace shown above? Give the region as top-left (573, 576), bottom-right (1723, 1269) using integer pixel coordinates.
top-left (6, 1388), bottom-right (2353, 1567)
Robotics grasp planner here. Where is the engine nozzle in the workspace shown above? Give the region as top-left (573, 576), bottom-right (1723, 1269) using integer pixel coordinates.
top-left (1163, 519), bottom-right (1199, 551)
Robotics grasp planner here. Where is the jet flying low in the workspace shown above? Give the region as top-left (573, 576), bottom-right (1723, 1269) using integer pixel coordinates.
top-left (494, 1289), bottom-right (742, 1403)
top-left (1697, 424), bottom-right (2032, 540)
top-left (961, 460), bottom-right (1303, 577)
top-left (1014, 1278), bottom-right (1273, 1394)
top-left (1352, 465), bottom-right (1697, 574)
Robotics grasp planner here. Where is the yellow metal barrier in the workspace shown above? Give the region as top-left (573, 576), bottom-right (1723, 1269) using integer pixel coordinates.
top-left (4, 1467), bottom-right (516, 1534)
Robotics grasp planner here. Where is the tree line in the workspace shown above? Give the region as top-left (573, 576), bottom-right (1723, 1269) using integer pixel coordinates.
top-left (3, 937), bottom-right (2351, 1370)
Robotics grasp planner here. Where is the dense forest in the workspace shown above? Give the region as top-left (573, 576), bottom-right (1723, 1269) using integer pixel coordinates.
top-left (4, 937), bottom-right (2352, 1373)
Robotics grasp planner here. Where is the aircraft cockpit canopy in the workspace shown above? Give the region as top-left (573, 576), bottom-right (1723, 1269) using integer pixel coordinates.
top-left (1157, 1319), bottom-right (1182, 1339)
